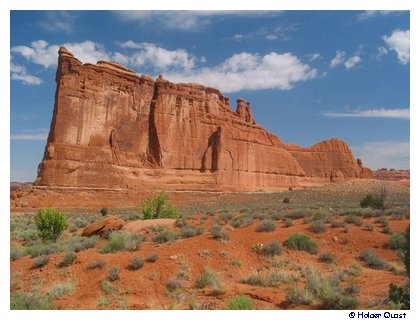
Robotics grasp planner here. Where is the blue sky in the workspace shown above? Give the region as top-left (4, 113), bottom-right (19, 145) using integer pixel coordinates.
top-left (10, 10), bottom-right (410, 182)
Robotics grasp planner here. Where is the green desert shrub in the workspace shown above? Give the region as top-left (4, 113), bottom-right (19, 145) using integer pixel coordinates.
top-left (35, 208), bottom-right (68, 242)
top-left (225, 295), bottom-right (253, 310)
top-left (287, 210), bottom-right (310, 220)
top-left (387, 233), bottom-right (407, 251)
top-left (11, 247), bottom-right (23, 260)
top-left (330, 220), bottom-right (346, 228)
top-left (130, 256), bottom-right (144, 270)
top-left (140, 192), bottom-right (180, 219)
top-left (283, 218), bottom-right (293, 228)
top-left (166, 278), bottom-right (182, 292)
top-left (100, 207), bottom-right (109, 216)
top-left (309, 221), bottom-right (326, 233)
top-left (344, 215), bottom-right (363, 226)
top-left (360, 194), bottom-right (383, 209)
top-left (285, 233), bottom-right (318, 254)
top-left (10, 291), bottom-right (53, 310)
top-left (319, 252), bottom-right (336, 264)
top-left (87, 259), bottom-right (106, 270)
top-left (64, 235), bottom-right (97, 252)
top-left (180, 225), bottom-right (204, 238)
top-left (359, 249), bottom-right (390, 270)
top-left (261, 240), bottom-right (283, 257)
top-left (107, 266), bottom-right (120, 282)
top-left (23, 242), bottom-right (62, 258)
top-left (209, 224), bottom-right (229, 241)
top-left (195, 268), bottom-right (222, 290)
top-left (151, 229), bottom-right (179, 243)
top-left (48, 281), bottom-right (74, 298)
top-left (146, 252), bottom-right (159, 262)
top-left (256, 219), bottom-right (276, 232)
top-left (242, 271), bottom-right (297, 287)
top-left (287, 285), bottom-right (314, 305)
top-left (312, 211), bottom-right (329, 220)
top-left (32, 255), bottom-right (50, 269)
top-left (283, 197), bottom-right (290, 204)
top-left (100, 231), bottom-right (142, 253)
top-left (58, 252), bottom-right (77, 268)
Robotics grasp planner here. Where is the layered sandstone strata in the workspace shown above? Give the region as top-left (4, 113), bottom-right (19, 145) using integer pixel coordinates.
top-left (35, 47), bottom-right (373, 191)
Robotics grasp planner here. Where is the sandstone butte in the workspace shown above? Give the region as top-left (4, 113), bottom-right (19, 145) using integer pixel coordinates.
top-left (35, 47), bottom-right (374, 192)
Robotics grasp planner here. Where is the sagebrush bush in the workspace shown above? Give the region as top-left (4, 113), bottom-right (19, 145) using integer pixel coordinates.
top-left (140, 192), bottom-right (180, 219)
top-left (10, 291), bottom-right (53, 310)
top-left (283, 218), bottom-right (293, 228)
top-left (256, 219), bottom-right (276, 232)
top-left (58, 252), bottom-right (77, 268)
top-left (359, 249), bottom-right (390, 270)
top-left (285, 233), bottom-right (318, 254)
top-left (319, 252), bottom-right (336, 264)
top-left (100, 208), bottom-right (109, 216)
top-left (261, 240), bottom-right (282, 257)
top-left (166, 277), bottom-right (182, 292)
top-left (86, 259), bottom-right (106, 270)
top-left (35, 209), bottom-right (68, 242)
top-left (209, 224), bottom-right (229, 241)
top-left (180, 225), bottom-right (204, 238)
top-left (130, 256), bottom-right (144, 270)
top-left (146, 252), bottom-right (159, 262)
top-left (195, 268), bottom-right (221, 289)
top-left (242, 271), bottom-right (297, 287)
top-left (100, 231), bottom-right (142, 253)
top-left (225, 295), bottom-right (253, 310)
top-left (48, 281), bottom-right (74, 298)
top-left (64, 235), bottom-right (97, 252)
top-left (32, 255), bottom-right (50, 269)
top-left (151, 229), bottom-right (179, 243)
top-left (107, 266), bottom-right (120, 281)
top-left (309, 221), bottom-right (326, 233)
top-left (388, 233), bottom-right (407, 251)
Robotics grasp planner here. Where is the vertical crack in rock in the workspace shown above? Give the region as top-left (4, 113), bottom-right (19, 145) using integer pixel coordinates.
top-left (147, 84), bottom-right (162, 167)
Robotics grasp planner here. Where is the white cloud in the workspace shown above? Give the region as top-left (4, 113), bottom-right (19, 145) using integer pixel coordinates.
top-left (358, 10), bottom-right (406, 20)
top-left (118, 41), bottom-right (196, 71)
top-left (11, 40), bottom-right (316, 93)
top-left (352, 141), bottom-right (409, 170)
top-left (11, 40), bottom-right (111, 68)
top-left (330, 50), bottom-right (346, 67)
top-left (308, 53), bottom-right (321, 61)
top-left (375, 46), bottom-right (389, 60)
top-left (233, 34), bottom-right (244, 41)
top-left (230, 24), bottom-right (295, 42)
top-left (344, 55), bottom-right (361, 69)
top-left (116, 11), bottom-right (278, 31)
top-left (383, 29), bottom-right (410, 64)
top-left (323, 108), bottom-right (409, 120)
top-left (10, 63), bottom-right (42, 85)
top-left (37, 11), bottom-right (77, 33)
top-left (11, 129), bottom-right (49, 141)
top-left (165, 51), bottom-right (317, 93)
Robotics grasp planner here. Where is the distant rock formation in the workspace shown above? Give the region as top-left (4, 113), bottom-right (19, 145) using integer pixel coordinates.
top-left (35, 47), bottom-right (373, 191)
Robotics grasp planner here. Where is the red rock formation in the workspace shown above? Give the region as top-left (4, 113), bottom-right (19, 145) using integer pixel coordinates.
top-left (35, 47), bottom-right (372, 191)
top-left (82, 216), bottom-right (125, 237)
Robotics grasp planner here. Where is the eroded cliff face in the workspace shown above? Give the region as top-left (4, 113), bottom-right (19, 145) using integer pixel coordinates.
top-left (35, 47), bottom-right (372, 191)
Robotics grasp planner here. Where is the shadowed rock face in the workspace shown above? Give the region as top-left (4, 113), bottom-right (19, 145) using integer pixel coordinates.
top-left (35, 47), bottom-right (373, 191)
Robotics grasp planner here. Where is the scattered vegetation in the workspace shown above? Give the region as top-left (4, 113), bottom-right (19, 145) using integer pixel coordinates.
top-left (58, 252), bottom-right (77, 268)
top-left (319, 252), bottom-right (336, 264)
top-left (107, 266), bottom-right (120, 282)
top-left (35, 208), bottom-right (68, 242)
top-left (360, 194), bottom-right (383, 210)
top-left (130, 256), bottom-right (144, 270)
top-left (389, 226), bottom-right (410, 310)
top-left (100, 231), bottom-right (142, 253)
top-left (32, 255), bottom-right (50, 269)
top-left (180, 225), bottom-right (204, 238)
top-left (261, 240), bottom-right (283, 257)
top-left (225, 295), bottom-right (253, 310)
top-left (256, 219), bottom-right (276, 232)
top-left (387, 233), bottom-right (408, 251)
top-left (209, 224), bottom-right (229, 241)
top-left (10, 291), bottom-right (53, 310)
top-left (283, 197), bottom-right (290, 204)
top-left (146, 252), bottom-right (159, 262)
top-left (100, 207), bottom-right (109, 216)
top-left (166, 278), bottom-right (182, 292)
top-left (195, 268), bottom-right (223, 294)
top-left (140, 192), bottom-right (180, 219)
top-left (87, 259), bottom-right (106, 270)
top-left (151, 229), bottom-right (179, 243)
top-left (242, 270), bottom-right (298, 287)
top-left (359, 249), bottom-right (390, 270)
top-left (285, 233), bottom-right (318, 254)
top-left (48, 281), bottom-right (74, 298)
top-left (309, 221), bottom-right (327, 233)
